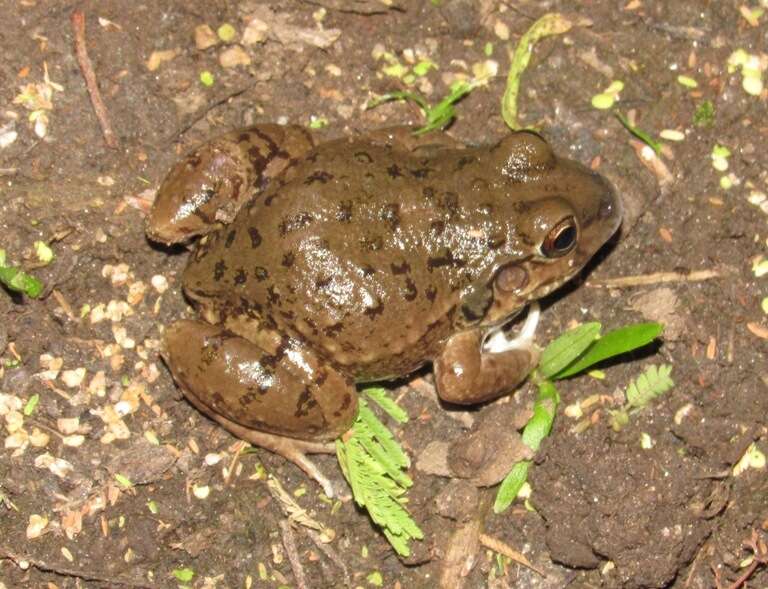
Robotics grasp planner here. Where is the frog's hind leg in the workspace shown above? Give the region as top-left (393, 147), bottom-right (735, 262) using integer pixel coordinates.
top-left (147, 124), bottom-right (316, 245)
top-left (162, 319), bottom-right (358, 497)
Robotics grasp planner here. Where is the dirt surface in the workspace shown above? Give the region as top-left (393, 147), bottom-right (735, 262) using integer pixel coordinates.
top-left (1, 1), bottom-right (767, 588)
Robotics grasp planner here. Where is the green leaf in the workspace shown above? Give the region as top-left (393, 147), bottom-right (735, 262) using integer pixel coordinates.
top-left (364, 387), bottom-right (408, 423)
top-left (554, 322), bottom-right (663, 379)
top-left (538, 322), bottom-right (601, 379)
top-left (501, 13), bottom-right (574, 129)
top-left (521, 381), bottom-right (559, 451)
top-left (626, 364), bottom-right (674, 409)
top-left (336, 399), bottom-right (421, 557)
top-left (0, 264), bottom-right (44, 298)
top-left (493, 460), bottom-right (531, 513)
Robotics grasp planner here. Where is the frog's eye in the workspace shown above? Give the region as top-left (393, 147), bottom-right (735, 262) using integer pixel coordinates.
top-left (541, 216), bottom-right (578, 257)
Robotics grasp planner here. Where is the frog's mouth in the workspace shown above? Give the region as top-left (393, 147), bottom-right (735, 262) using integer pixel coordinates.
top-left (482, 302), bottom-right (540, 355)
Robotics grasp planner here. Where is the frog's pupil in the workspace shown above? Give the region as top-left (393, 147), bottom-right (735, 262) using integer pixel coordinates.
top-left (554, 225), bottom-right (576, 251)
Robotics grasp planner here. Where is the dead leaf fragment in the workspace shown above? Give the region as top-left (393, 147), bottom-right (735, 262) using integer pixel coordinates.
top-left (219, 46), bottom-right (252, 68)
top-left (194, 24), bottom-right (218, 50)
top-left (146, 48), bottom-right (180, 71)
top-left (26, 514), bottom-right (49, 539)
top-left (747, 322), bottom-right (768, 339)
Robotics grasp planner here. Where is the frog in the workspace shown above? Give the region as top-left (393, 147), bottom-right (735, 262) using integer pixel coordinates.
top-left (146, 124), bottom-right (622, 496)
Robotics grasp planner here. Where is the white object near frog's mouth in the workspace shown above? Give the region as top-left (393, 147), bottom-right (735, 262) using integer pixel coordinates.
top-left (482, 302), bottom-right (541, 354)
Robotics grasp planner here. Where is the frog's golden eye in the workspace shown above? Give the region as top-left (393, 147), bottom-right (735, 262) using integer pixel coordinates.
top-left (541, 216), bottom-right (578, 258)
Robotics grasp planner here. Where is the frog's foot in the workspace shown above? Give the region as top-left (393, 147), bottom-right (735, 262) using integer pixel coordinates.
top-left (183, 393), bottom-right (338, 497)
top-left (161, 319), bottom-right (358, 497)
top-left (434, 303), bottom-right (541, 405)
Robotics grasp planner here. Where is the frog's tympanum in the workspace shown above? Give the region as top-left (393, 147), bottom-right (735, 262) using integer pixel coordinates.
top-left (147, 125), bottom-right (622, 495)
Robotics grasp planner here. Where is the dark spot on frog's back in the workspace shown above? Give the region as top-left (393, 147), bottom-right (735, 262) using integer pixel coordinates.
top-left (456, 155), bottom-right (476, 170)
top-left (364, 298), bottom-right (384, 319)
top-left (323, 322), bottom-right (343, 337)
top-left (403, 277), bottom-right (418, 301)
top-left (387, 164), bottom-right (403, 178)
top-left (410, 166), bottom-right (433, 179)
top-left (295, 387), bottom-right (317, 418)
top-left (234, 269), bottom-right (247, 285)
top-left (304, 170), bottom-right (334, 185)
top-left (380, 203), bottom-right (400, 230)
top-left (390, 261), bottom-right (411, 275)
top-left (213, 260), bottom-right (227, 281)
top-left (225, 230), bottom-right (237, 248)
top-left (442, 192), bottom-right (459, 216)
top-left (282, 251), bottom-right (295, 268)
top-left (254, 266), bottom-right (269, 281)
top-left (425, 285), bottom-right (438, 302)
top-left (336, 200), bottom-right (353, 222)
top-left (354, 151), bottom-right (373, 164)
top-left (248, 227), bottom-right (262, 248)
top-left (427, 249), bottom-right (466, 271)
top-left (278, 212), bottom-right (313, 236)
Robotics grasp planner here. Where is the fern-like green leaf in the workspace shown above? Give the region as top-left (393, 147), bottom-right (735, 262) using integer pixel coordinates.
top-left (363, 387), bottom-right (409, 424)
top-left (626, 364), bottom-right (674, 409)
top-left (336, 397), bottom-right (422, 556)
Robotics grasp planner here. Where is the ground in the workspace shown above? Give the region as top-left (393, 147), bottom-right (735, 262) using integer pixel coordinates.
top-left (0, 1), bottom-right (767, 588)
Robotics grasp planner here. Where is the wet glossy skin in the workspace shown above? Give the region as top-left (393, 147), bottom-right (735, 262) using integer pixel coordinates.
top-left (147, 125), bottom-right (621, 460)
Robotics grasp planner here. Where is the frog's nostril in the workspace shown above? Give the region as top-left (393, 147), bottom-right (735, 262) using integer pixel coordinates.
top-left (495, 264), bottom-right (528, 293)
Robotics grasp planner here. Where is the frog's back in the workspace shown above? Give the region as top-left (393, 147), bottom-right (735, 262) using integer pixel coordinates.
top-left (183, 139), bottom-right (484, 378)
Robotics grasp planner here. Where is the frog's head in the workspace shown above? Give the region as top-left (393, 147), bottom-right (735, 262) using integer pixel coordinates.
top-left (466, 131), bottom-right (623, 326)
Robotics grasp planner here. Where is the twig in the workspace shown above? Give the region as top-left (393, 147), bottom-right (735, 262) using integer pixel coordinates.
top-left (223, 440), bottom-right (247, 486)
top-left (0, 545), bottom-right (151, 588)
top-left (305, 528), bottom-right (351, 587)
top-left (71, 10), bottom-right (119, 149)
top-left (280, 521), bottom-right (308, 589)
top-left (718, 530), bottom-right (768, 589)
top-left (479, 532), bottom-right (547, 578)
top-left (587, 269), bottom-right (723, 289)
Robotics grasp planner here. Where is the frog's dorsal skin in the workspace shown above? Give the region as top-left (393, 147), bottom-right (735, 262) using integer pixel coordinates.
top-left (147, 125), bottom-right (622, 496)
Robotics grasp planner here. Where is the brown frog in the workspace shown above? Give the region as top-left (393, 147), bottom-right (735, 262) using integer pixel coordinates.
top-left (147, 125), bottom-right (622, 495)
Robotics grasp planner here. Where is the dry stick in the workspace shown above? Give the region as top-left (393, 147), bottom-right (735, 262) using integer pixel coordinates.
top-left (586, 269), bottom-right (723, 289)
top-left (304, 528), bottom-right (351, 587)
top-left (280, 520), bottom-right (308, 589)
top-left (479, 533), bottom-right (547, 578)
top-left (0, 545), bottom-right (151, 588)
top-left (71, 10), bottom-right (119, 149)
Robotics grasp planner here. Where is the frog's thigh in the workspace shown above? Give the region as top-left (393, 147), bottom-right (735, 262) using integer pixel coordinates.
top-left (433, 329), bottom-right (537, 405)
top-left (163, 319), bottom-right (357, 440)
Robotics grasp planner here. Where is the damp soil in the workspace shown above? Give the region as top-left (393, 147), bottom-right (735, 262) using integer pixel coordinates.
top-left (1, 1), bottom-right (767, 588)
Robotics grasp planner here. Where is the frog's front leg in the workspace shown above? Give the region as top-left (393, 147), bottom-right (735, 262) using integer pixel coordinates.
top-left (162, 319), bottom-right (358, 497)
top-left (147, 124), bottom-right (316, 245)
top-left (433, 304), bottom-right (541, 405)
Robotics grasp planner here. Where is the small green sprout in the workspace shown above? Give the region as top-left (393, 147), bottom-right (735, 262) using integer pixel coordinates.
top-left (115, 473), bottom-right (133, 488)
top-left (336, 389), bottom-right (422, 556)
top-left (367, 80), bottom-right (478, 136)
top-left (615, 112), bottom-right (662, 155)
top-left (199, 71), bottom-right (215, 87)
top-left (693, 100), bottom-right (715, 127)
top-left (494, 321), bottom-right (665, 513)
top-left (0, 249), bottom-right (44, 298)
top-left (502, 13), bottom-right (575, 129)
top-left (23, 394), bottom-right (39, 416)
top-left (172, 568), bottom-right (195, 582)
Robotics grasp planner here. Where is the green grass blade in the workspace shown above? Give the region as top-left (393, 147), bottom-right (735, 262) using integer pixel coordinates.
top-left (493, 460), bottom-right (531, 513)
top-left (521, 381), bottom-right (559, 451)
top-left (538, 322), bottom-right (601, 379)
top-left (554, 322), bottom-right (663, 379)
